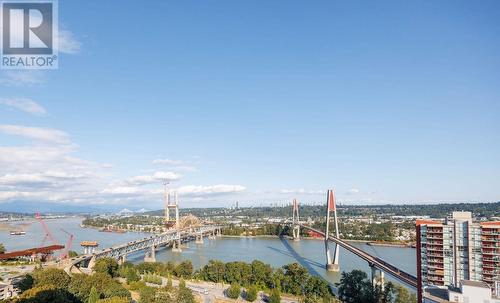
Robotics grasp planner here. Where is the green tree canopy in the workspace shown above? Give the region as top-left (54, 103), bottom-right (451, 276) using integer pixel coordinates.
top-left (174, 260), bottom-right (194, 279)
top-left (32, 268), bottom-right (71, 289)
top-left (93, 257), bottom-right (119, 277)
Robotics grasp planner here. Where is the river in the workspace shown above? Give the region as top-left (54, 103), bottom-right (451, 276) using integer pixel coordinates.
top-left (0, 217), bottom-right (416, 288)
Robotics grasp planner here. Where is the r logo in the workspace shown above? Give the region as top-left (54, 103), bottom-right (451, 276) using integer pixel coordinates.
top-left (2, 2), bottom-right (53, 54)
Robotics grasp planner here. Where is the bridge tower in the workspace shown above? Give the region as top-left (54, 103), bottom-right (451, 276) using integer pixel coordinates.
top-left (164, 181), bottom-right (181, 252)
top-left (325, 189), bottom-right (340, 271)
top-left (292, 199), bottom-right (300, 241)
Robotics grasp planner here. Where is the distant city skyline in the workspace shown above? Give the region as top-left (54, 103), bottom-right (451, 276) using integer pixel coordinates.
top-left (1, 1), bottom-right (499, 209)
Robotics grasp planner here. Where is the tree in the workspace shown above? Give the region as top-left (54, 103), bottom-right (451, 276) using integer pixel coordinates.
top-left (18, 274), bottom-right (34, 292)
top-left (0, 243), bottom-right (5, 254)
top-left (17, 284), bottom-right (78, 303)
top-left (304, 276), bottom-right (331, 299)
top-left (174, 260), bottom-right (193, 279)
top-left (32, 268), bottom-right (71, 289)
top-left (245, 285), bottom-right (258, 302)
top-left (138, 286), bottom-right (156, 303)
top-left (200, 260), bottom-right (225, 283)
top-left (268, 288), bottom-right (281, 303)
top-left (120, 267), bottom-right (139, 283)
top-left (155, 287), bottom-right (175, 303)
top-left (282, 263), bottom-right (309, 295)
top-left (227, 283), bottom-right (241, 299)
top-left (97, 298), bottom-right (130, 303)
top-left (177, 280), bottom-right (195, 303)
top-left (270, 268), bottom-right (284, 290)
top-left (68, 272), bottom-right (130, 302)
top-left (88, 286), bottom-right (99, 303)
top-left (68, 273), bottom-right (94, 302)
top-left (93, 257), bottom-right (119, 277)
top-left (251, 260), bottom-right (272, 287)
top-left (337, 270), bottom-right (372, 303)
top-left (68, 250), bottom-right (79, 258)
top-left (394, 284), bottom-right (417, 303)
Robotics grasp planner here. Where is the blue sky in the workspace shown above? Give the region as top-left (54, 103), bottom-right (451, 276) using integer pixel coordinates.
top-left (0, 0), bottom-right (499, 209)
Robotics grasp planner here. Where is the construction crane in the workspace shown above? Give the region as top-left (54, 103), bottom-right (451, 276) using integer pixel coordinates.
top-left (60, 229), bottom-right (74, 259)
top-left (35, 213), bottom-right (58, 247)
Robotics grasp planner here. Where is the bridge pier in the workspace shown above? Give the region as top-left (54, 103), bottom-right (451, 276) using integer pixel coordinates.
top-left (88, 256), bottom-right (96, 270)
top-left (118, 254), bottom-right (127, 265)
top-left (195, 232), bottom-right (204, 244)
top-left (292, 225), bottom-right (300, 241)
top-left (144, 245), bottom-right (156, 262)
top-left (216, 228), bottom-right (222, 237)
top-left (172, 232), bottom-right (182, 252)
top-left (370, 265), bottom-right (385, 291)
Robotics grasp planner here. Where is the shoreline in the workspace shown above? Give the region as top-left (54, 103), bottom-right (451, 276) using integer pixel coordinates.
top-left (221, 234), bottom-right (414, 247)
top-left (80, 223), bottom-right (414, 248)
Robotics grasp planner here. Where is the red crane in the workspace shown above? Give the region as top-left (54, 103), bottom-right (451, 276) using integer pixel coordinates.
top-left (60, 229), bottom-right (74, 259)
top-left (35, 213), bottom-right (58, 247)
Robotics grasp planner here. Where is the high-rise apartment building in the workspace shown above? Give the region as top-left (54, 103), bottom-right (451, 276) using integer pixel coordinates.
top-left (417, 212), bottom-right (500, 302)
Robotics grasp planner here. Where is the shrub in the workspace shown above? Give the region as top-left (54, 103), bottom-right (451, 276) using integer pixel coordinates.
top-left (227, 283), bottom-right (241, 299)
top-left (269, 288), bottom-right (281, 303)
top-left (246, 285), bottom-right (258, 302)
top-left (143, 273), bottom-right (162, 285)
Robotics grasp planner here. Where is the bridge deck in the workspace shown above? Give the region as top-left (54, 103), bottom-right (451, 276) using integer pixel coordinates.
top-left (299, 224), bottom-right (418, 288)
top-left (0, 245), bottom-right (65, 260)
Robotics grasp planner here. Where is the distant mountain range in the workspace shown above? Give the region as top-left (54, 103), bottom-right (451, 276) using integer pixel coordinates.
top-left (0, 201), bottom-right (149, 214)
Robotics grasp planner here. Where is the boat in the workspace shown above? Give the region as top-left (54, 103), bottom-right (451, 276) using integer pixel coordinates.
top-left (9, 230), bottom-right (26, 235)
top-left (99, 226), bottom-right (126, 233)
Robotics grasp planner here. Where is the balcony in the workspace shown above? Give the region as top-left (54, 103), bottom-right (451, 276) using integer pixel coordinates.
top-left (427, 246), bottom-right (444, 251)
top-left (482, 230), bottom-right (500, 236)
top-left (482, 237), bottom-right (500, 242)
top-left (483, 263), bottom-right (498, 269)
top-left (427, 259), bottom-right (444, 264)
top-left (427, 241), bottom-right (443, 245)
top-left (427, 265), bottom-right (444, 270)
top-left (427, 276), bottom-right (444, 284)
top-left (427, 253), bottom-right (444, 258)
top-left (426, 235), bottom-right (443, 240)
top-left (427, 229), bottom-right (443, 234)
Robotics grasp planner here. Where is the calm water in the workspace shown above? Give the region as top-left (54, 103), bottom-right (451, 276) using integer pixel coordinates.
top-left (0, 218), bottom-right (416, 288)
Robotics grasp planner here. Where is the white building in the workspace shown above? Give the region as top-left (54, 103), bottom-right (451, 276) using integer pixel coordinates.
top-left (423, 280), bottom-right (500, 303)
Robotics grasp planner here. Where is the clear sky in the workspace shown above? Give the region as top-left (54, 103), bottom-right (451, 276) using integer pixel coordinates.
top-left (0, 1), bottom-right (499, 209)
